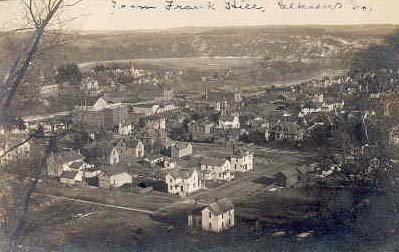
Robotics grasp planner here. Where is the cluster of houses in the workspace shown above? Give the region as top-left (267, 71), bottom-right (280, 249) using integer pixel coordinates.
top-left (3, 80), bottom-right (349, 196)
top-left (44, 137), bottom-right (253, 199)
top-left (237, 82), bottom-right (348, 146)
top-left (5, 65), bottom-right (396, 236)
top-left (79, 63), bottom-right (184, 93)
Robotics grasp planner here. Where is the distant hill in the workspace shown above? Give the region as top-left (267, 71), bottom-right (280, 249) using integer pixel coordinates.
top-left (0, 24), bottom-right (397, 77)
top-left (36, 25), bottom-right (399, 64)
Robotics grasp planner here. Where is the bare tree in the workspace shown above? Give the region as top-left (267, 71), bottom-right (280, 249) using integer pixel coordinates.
top-left (0, 1), bottom-right (82, 251)
top-left (0, 0), bottom-right (82, 125)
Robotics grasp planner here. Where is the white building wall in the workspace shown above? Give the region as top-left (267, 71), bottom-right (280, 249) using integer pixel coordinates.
top-left (165, 170), bottom-right (200, 197)
top-left (231, 154), bottom-right (253, 172)
top-left (110, 172), bottom-right (132, 188)
top-left (201, 208), bottom-right (235, 232)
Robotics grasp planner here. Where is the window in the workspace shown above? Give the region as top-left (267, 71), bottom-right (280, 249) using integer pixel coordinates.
top-left (209, 212), bottom-right (211, 218)
top-left (209, 222), bottom-right (212, 229)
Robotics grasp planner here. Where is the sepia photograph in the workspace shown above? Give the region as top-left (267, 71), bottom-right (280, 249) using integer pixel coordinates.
top-left (1, 0), bottom-right (399, 251)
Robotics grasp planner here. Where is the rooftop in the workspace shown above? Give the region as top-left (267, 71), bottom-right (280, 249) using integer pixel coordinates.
top-left (168, 168), bottom-right (196, 179)
top-left (60, 170), bottom-right (78, 180)
top-left (205, 198), bottom-right (234, 215)
top-left (201, 158), bottom-right (228, 167)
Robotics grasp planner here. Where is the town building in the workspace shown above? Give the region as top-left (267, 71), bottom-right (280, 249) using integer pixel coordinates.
top-left (187, 119), bottom-right (214, 136)
top-left (127, 139), bottom-right (145, 159)
top-left (201, 198), bottom-right (235, 233)
top-left (264, 122), bottom-right (305, 142)
top-left (60, 170), bottom-right (79, 185)
top-left (139, 115), bottom-right (166, 131)
top-left (108, 139), bottom-right (129, 165)
top-left (201, 158), bottom-right (233, 181)
top-left (98, 168), bottom-right (133, 189)
top-left (217, 115), bottom-right (240, 129)
top-left (108, 138), bottom-right (144, 165)
top-left (230, 150), bottom-right (254, 172)
top-left (165, 168), bottom-right (201, 197)
top-left (81, 76), bottom-right (101, 95)
top-left (205, 90), bottom-right (241, 114)
top-left (163, 158), bottom-right (177, 169)
top-left (170, 142), bottom-right (193, 159)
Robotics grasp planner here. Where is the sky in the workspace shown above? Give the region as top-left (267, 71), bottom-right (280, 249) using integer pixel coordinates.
top-left (0, 0), bottom-right (398, 31)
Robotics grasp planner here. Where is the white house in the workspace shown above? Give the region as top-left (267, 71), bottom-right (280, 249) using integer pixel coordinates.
top-left (107, 138), bottom-right (144, 165)
top-left (170, 142), bottom-right (193, 159)
top-left (218, 115), bottom-right (240, 129)
top-left (201, 198), bottom-right (235, 233)
top-left (109, 171), bottom-right (132, 188)
top-left (300, 96), bottom-right (344, 116)
top-left (230, 150), bottom-right (253, 172)
top-left (163, 158), bottom-right (177, 169)
top-left (201, 158), bottom-right (233, 181)
top-left (165, 168), bottom-right (201, 197)
top-left (108, 139), bottom-right (128, 165)
top-left (128, 139), bottom-right (145, 159)
top-left (98, 170), bottom-right (133, 189)
top-left (118, 123), bottom-right (133, 135)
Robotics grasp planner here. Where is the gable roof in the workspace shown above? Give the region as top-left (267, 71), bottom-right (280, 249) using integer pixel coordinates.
top-left (68, 161), bottom-right (84, 169)
top-left (49, 150), bottom-right (84, 165)
top-left (99, 164), bottom-right (131, 176)
top-left (103, 95), bottom-right (126, 104)
top-left (168, 168), bottom-right (196, 179)
top-left (201, 158), bottom-right (228, 167)
top-left (172, 142), bottom-right (191, 150)
top-left (126, 139), bottom-right (143, 148)
top-left (60, 170), bottom-right (78, 180)
top-left (205, 198), bottom-right (234, 215)
top-left (107, 138), bottom-right (127, 152)
top-left (232, 148), bottom-right (252, 157)
top-left (82, 94), bottom-right (104, 106)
